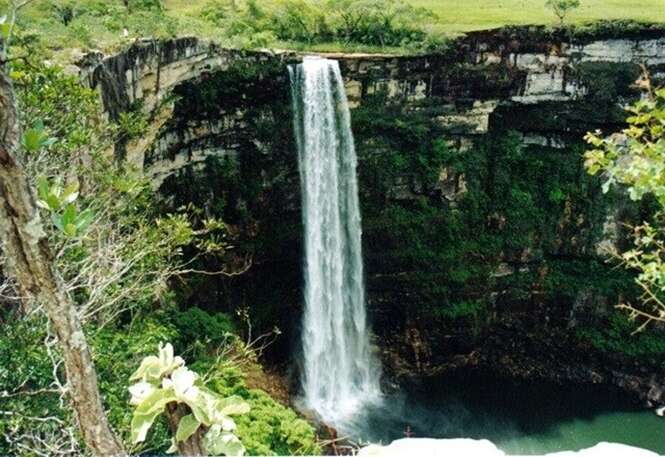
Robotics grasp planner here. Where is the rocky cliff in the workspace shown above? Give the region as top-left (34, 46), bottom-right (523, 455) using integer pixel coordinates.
top-left (77, 24), bottom-right (665, 406)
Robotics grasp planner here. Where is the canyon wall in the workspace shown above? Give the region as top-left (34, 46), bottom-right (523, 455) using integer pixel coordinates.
top-left (78, 24), bottom-right (665, 405)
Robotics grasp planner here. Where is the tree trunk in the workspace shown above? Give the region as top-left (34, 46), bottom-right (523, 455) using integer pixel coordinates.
top-left (165, 402), bottom-right (207, 456)
top-left (0, 67), bottom-right (126, 455)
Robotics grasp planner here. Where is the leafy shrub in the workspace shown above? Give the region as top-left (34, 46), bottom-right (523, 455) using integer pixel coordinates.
top-left (173, 307), bottom-right (236, 348)
top-left (0, 314), bottom-right (181, 454)
top-left (577, 314), bottom-right (665, 360)
top-left (200, 0), bottom-right (440, 51)
top-left (269, 0), bottom-right (329, 43)
top-left (326, 0), bottom-right (434, 47)
top-left (0, 316), bottom-right (69, 455)
top-left (117, 108), bottom-right (149, 141)
top-left (198, 362), bottom-right (320, 456)
top-left (128, 0), bottom-right (164, 12)
top-left (92, 316), bottom-right (180, 451)
top-left (201, 0), bottom-right (238, 23)
top-left (128, 343), bottom-right (249, 455)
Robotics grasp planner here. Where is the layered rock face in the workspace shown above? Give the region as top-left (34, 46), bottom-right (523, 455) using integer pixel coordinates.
top-left (78, 28), bottom-right (665, 184)
top-left (78, 25), bottom-right (665, 405)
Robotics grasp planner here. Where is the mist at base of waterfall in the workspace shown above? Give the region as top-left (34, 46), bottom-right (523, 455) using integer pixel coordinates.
top-left (339, 370), bottom-right (665, 456)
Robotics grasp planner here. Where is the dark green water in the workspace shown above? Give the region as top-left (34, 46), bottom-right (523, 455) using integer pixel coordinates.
top-left (346, 371), bottom-right (665, 455)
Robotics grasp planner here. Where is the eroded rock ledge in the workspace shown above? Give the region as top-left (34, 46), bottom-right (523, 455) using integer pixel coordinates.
top-left (76, 26), bottom-right (665, 183)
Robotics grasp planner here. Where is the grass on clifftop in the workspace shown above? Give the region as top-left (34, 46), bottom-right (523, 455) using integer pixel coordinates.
top-left (4, 0), bottom-right (665, 59)
top-left (155, 0), bottom-right (665, 35)
top-left (408, 0), bottom-right (665, 32)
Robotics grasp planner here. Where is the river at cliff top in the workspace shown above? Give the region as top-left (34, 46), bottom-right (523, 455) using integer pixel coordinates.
top-left (338, 370), bottom-right (665, 455)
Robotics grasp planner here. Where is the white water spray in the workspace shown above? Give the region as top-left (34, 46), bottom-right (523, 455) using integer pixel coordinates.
top-left (289, 57), bottom-right (381, 424)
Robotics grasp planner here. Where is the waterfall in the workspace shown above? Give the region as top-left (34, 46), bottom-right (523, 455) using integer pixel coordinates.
top-left (289, 57), bottom-right (381, 424)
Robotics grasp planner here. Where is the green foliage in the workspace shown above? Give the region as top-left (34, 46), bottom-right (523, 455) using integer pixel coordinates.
top-left (15, 65), bottom-right (101, 157)
top-left (577, 314), bottom-right (665, 360)
top-left (585, 88), bottom-right (665, 206)
top-left (585, 87), bottom-right (665, 324)
top-left (6, 0), bottom-right (665, 55)
top-left (0, 316), bottom-right (69, 454)
top-left (2, 43), bottom-right (315, 457)
top-left (20, 120), bottom-right (56, 153)
top-left (0, 315), bottom-right (180, 454)
top-left (435, 300), bottom-right (486, 320)
top-left (544, 258), bottom-right (638, 301)
top-left (0, 306), bottom-right (315, 455)
top-left (199, 0), bottom-right (444, 51)
top-left (93, 317), bottom-right (179, 452)
top-left (128, 343), bottom-right (249, 455)
top-left (545, 0), bottom-right (581, 25)
top-left (36, 178), bottom-right (95, 236)
top-left (353, 95), bottom-right (484, 313)
top-left (128, 0), bottom-right (164, 12)
top-left (198, 362), bottom-right (321, 456)
top-left (353, 92), bottom-right (631, 338)
top-left (14, 62), bottom-right (230, 324)
top-left (173, 307), bottom-right (236, 348)
top-left (49, 0), bottom-right (79, 26)
top-left (117, 107), bottom-right (149, 141)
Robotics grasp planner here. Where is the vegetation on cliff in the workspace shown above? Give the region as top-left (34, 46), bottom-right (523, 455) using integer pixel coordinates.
top-left (585, 83), bottom-right (665, 328)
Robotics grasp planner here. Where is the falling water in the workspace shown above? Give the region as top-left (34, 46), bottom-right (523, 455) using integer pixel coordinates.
top-left (289, 57), bottom-right (381, 424)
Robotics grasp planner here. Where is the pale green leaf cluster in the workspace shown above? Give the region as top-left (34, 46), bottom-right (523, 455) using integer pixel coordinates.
top-left (584, 87), bottom-right (665, 323)
top-left (21, 120), bottom-right (56, 153)
top-left (36, 177), bottom-right (94, 237)
top-left (129, 343), bottom-right (249, 456)
top-left (584, 88), bottom-right (665, 207)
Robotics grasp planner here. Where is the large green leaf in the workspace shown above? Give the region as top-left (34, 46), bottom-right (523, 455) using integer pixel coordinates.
top-left (128, 381), bottom-right (156, 406)
top-left (21, 120), bottom-right (55, 153)
top-left (61, 182), bottom-right (79, 204)
top-left (22, 125), bottom-right (45, 153)
top-left (131, 343), bottom-right (185, 383)
top-left (36, 177), bottom-right (51, 208)
top-left (189, 390), bottom-right (217, 426)
top-left (171, 366), bottom-right (198, 403)
top-left (75, 208), bottom-right (95, 232)
top-left (158, 342), bottom-right (185, 374)
top-left (175, 414), bottom-right (201, 443)
top-left (216, 395), bottom-right (250, 416)
top-left (203, 424), bottom-right (245, 457)
top-left (129, 355), bottom-right (162, 382)
top-left (130, 387), bottom-right (177, 443)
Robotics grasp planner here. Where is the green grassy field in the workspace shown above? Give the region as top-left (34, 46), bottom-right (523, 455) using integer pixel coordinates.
top-left (5, 0), bottom-right (665, 58)
top-left (162, 0), bottom-right (665, 34)
top-left (407, 0), bottom-right (665, 33)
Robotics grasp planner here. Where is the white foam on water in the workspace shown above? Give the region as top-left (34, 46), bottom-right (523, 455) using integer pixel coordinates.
top-left (358, 438), bottom-right (663, 457)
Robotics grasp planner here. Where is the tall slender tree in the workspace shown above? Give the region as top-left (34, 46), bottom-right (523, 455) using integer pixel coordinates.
top-left (0, 24), bottom-right (126, 457)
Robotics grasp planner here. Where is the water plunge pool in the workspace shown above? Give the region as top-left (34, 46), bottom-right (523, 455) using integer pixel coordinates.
top-left (342, 370), bottom-right (664, 455)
